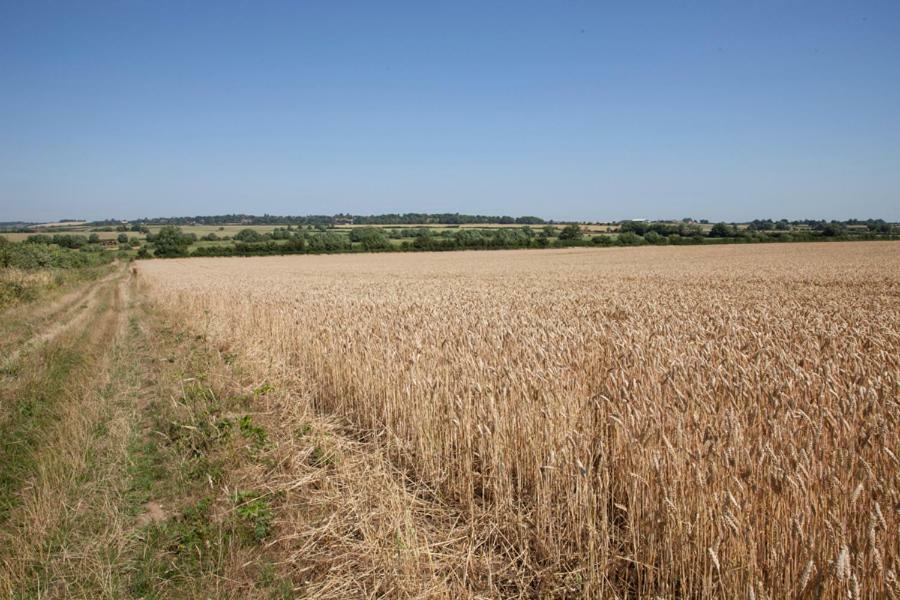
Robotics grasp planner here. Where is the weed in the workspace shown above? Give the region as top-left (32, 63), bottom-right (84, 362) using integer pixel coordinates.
top-left (307, 446), bottom-right (333, 468)
top-left (129, 498), bottom-right (219, 594)
top-left (125, 438), bottom-right (166, 512)
top-left (232, 490), bottom-right (273, 542)
top-left (294, 422), bottom-right (312, 438)
top-left (239, 415), bottom-right (268, 448)
top-left (254, 382), bottom-right (275, 395)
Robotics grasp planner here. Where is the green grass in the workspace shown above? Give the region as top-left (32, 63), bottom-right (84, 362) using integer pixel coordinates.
top-left (0, 343), bottom-right (84, 522)
top-left (239, 415), bottom-right (268, 448)
top-left (123, 317), bottom-right (293, 597)
top-left (232, 490), bottom-right (274, 542)
top-left (129, 497), bottom-right (221, 596)
top-left (125, 437), bottom-right (167, 513)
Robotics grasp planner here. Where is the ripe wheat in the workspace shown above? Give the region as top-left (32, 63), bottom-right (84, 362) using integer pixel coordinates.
top-left (140, 242), bottom-right (899, 597)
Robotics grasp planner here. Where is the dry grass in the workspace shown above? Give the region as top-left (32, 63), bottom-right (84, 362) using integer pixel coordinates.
top-left (138, 242), bottom-right (900, 598)
top-left (0, 275), bottom-right (132, 596)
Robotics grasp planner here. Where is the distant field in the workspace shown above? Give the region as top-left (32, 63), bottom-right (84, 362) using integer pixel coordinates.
top-left (139, 242), bottom-right (900, 598)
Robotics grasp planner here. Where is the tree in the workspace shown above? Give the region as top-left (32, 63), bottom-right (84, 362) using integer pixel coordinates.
top-left (117, 233), bottom-right (129, 243)
top-left (153, 226), bottom-right (193, 257)
top-left (52, 234), bottom-right (88, 248)
top-left (234, 228), bottom-right (265, 243)
top-left (88, 233), bottom-right (101, 244)
top-left (558, 224), bottom-right (584, 240)
top-left (819, 222), bottom-right (846, 237)
top-left (285, 236), bottom-right (306, 252)
top-left (617, 232), bottom-right (646, 245)
top-left (350, 227), bottom-right (391, 250)
top-left (643, 230), bottom-right (666, 244)
top-left (619, 221), bottom-right (649, 235)
top-left (709, 222), bottom-right (735, 238)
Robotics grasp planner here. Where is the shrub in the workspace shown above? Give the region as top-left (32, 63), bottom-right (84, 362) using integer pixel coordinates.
top-left (153, 226), bottom-right (194, 257)
top-left (350, 227), bottom-right (391, 250)
top-left (643, 231), bottom-right (668, 245)
top-left (558, 224), bottom-right (584, 240)
top-left (234, 229), bottom-right (266, 243)
top-left (709, 222), bottom-right (736, 238)
top-left (617, 232), bottom-right (646, 245)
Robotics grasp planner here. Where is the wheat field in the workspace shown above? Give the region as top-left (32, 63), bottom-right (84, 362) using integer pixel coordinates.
top-left (139, 242), bottom-right (899, 598)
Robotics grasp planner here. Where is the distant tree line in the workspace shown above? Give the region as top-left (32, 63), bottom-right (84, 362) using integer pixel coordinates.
top-left (87, 213), bottom-right (548, 228)
top-left (21, 232), bottom-right (140, 251)
top-left (142, 220), bottom-right (899, 259)
top-left (5, 215), bottom-right (895, 234)
top-left (22, 233), bottom-right (102, 249)
top-left (4, 217), bottom-right (896, 262)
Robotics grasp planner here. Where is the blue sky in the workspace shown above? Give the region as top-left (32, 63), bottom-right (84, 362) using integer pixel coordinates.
top-left (1, 1), bottom-right (898, 222)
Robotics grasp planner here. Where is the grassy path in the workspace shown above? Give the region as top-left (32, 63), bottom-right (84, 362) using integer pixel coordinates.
top-left (0, 265), bottom-right (116, 364)
top-left (0, 269), bottom-right (292, 598)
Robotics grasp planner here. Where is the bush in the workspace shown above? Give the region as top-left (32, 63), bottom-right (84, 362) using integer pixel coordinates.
top-left (0, 243), bottom-right (112, 270)
top-left (709, 223), bottom-right (736, 238)
top-left (643, 231), bottom-right (668, 245)
top-left (617, 232), bottom-right (646, 246)
top-left (152, 226), bottom-right (194, 257)
top-left (234, 229), bottom-right (265, 243)
top-left (558, 224), bottom-right (584, 240)
top-left (349, 227), bottom-right (391, 250)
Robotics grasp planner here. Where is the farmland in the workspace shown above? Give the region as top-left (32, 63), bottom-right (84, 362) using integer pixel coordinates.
top-left (135, 242), bottom-right (900, 597)
top-left (4, 217), bottom-right (894, 258)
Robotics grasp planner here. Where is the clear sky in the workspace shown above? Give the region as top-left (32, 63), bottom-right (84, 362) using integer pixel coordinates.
top-left (1, 1), bottom-right (898, 223)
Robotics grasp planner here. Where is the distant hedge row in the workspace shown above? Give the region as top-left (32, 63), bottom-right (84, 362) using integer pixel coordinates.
top-left (183, 229), bottom-right (898, 258)
top-left (0, 239), bottom-right (115, 270)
